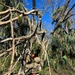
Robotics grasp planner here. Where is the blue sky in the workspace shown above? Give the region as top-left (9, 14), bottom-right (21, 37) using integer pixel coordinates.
top-left (23, 0), bottom-right (75, 33)
top-left (23, 0), bottom-right (54, 33)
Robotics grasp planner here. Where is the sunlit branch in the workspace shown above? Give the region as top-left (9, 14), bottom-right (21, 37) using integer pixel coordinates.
top-left (0, 48), bottom-right (12, 57)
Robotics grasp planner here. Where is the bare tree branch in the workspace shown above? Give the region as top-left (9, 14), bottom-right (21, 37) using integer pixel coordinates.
top-left (51, 4), bottom-right (75, 34)
top-left (0, 48), bottom-right (12, 57)
top-left (63, 13), bottom-right (75, 22)
top-left (0, 14), bottom-right (23, 25)
top-left (0, 38), bottom-right (12, 43)
top-left (12, 55), bottom-right (21, 71)
top-left (63, 0), bottom-right (71, 14)
top-left (0, 14), bottom-right (10, 21)
top-left (0, 2), bottom-right (10, 8)
top-left (63, 4), bottom-right (75, 20)
top-left (0, 8), bottom-right (38, 15)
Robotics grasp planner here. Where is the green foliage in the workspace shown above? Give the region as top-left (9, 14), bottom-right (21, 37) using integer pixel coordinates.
top-left (2, 26), bottom-right (11, 38)
top-left (32, 43), bottom-right (41, 50)
top-left (39, 66), bottom-right (49, 75)
top-left (4, 55), bottom-right (11, 72)
top-left (0, 55), bottom-right (11, 74)
top-left (14, 62), bottom-right (20, 73)
top-left (48, 28), bottom-right (75, 70)
top-left (31, 43), bottom-right (42, 52)
top-left (18, 45), bottom-right (24, 54)
top-left (52, 6), bottom-right (64, 22)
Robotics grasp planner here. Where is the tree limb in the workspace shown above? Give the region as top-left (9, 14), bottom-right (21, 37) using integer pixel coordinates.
top-left (0, 38), bottom-right (13, 43)
top-left (63, 0), bottom-right (71, 14)
top-left (0, 8), bottom-right (38, 15)
top-left (63, 13), bottom-right (75, 22)
top-left (12, 55), bottom-right (21, 71)
top-left (63, 4), bottom-right (75, 20)
top-left (0, 14), bottom-right (10, 21)
top-left (0, 14), bottom-right (23, 25)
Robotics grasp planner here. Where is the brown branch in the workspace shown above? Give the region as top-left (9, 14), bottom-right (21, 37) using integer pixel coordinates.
top-left (27, 17), bottom-right (32, 31)
top-left (52, 13), bottom-right (75, 33)
top-left (10, 10), bottom-right (15, 73)
top-left (15, 18), bottom-right (41, 41)
top-left (51, 4), bottom-right (75, 34)
top-left (63, 0), bottom-right (71, 14)
top-left (0, 38), bottom-right (12, 43)
top-left (0, 9), bottom-right (10, 15)
top-left (64, 4), bottom-right (75, 20)
top-left (0, 14), bottom-right (23, 25)
top-left (1, 53), bottom-right (11, 67)
top-left (0, 9), bottom-right (39, 26)
top-left (0, 2), bottom-right (10, 8)
top-left (0, 52), bottom-right (7, 57)
top-left (12, 55), bottom-right (21, 71)
top-left (12, 8), bottom-right (38, 16)
top-left (15, 23), bottom-right (42, 46)
top-left (15, 25), bottom-right (38, 41)
top-left (15, 35), bottom-right (30, 41)
top-left (0, 48), bottom-right (12, 57)
top-left (51, 22), bottom-right (60, 34)
top-left (0, 8), bottom-right (38, 15)
top-left (37, 30), bottom-right (46, 34)
top-left (36, 35), bottom-right (51, 75)
top-left (63, 14), bottom-right (75, 22)
top-left (0, 14), bottom-right (10, 21)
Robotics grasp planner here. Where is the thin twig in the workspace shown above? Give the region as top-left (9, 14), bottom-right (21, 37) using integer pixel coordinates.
top-left (12, 55), bottom-right (21, 71)
top-left (0, 14), bottom-right (10, 21)
top-left (0, 2), bottom-right (11, 8)
top-left (0, 48), bottom-right (12, 57)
